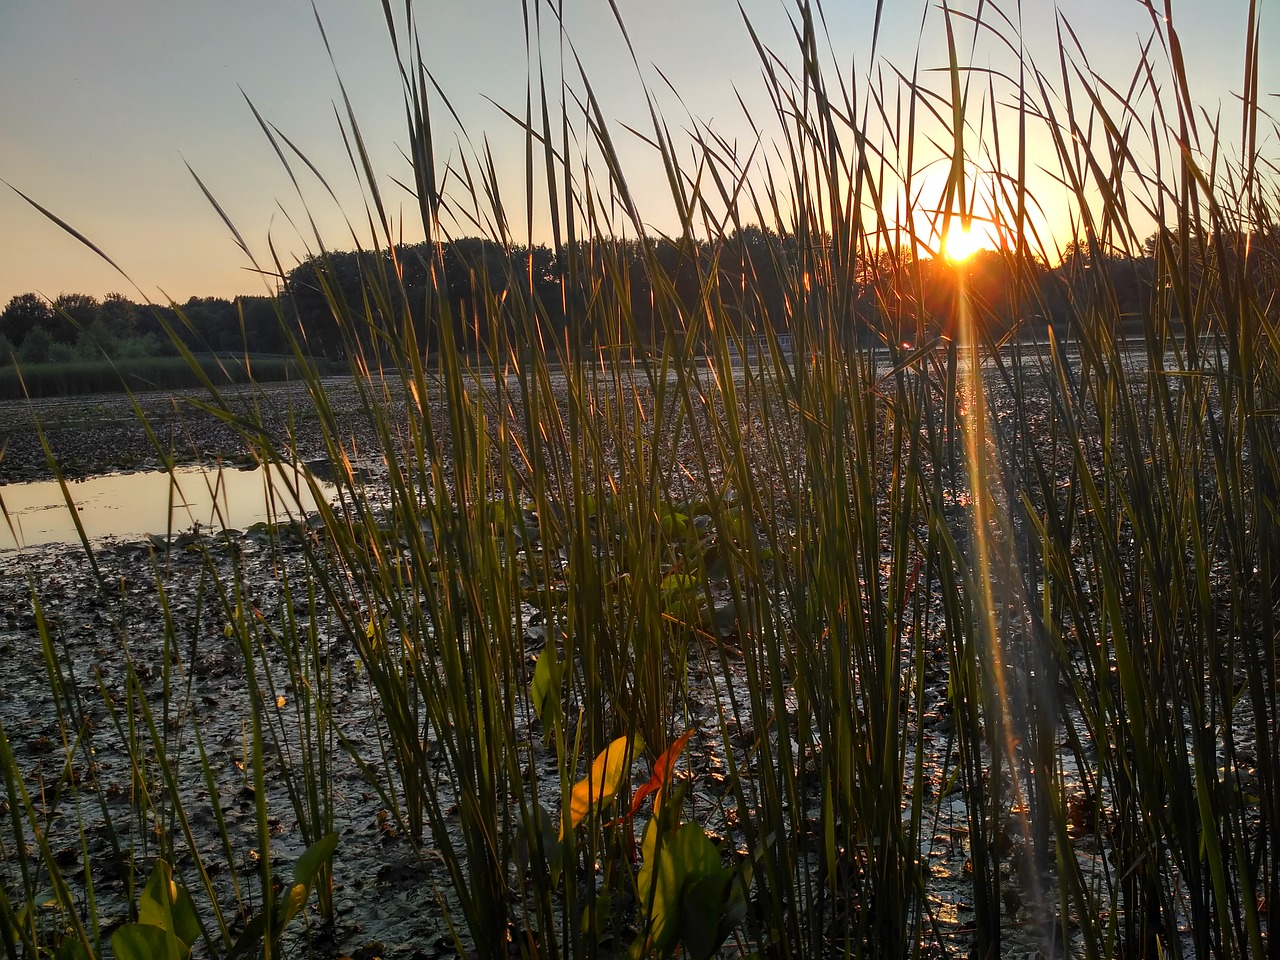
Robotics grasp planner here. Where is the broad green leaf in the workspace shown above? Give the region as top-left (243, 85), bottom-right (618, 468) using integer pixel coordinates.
top-left (55, 937), bottom-right (92, 960)
top-left (111, 922), bottom-right (188, 960)
top-left (580, 889), bottom-right (613, 941)
top-left (634, 819), bottom-right (720, 957)
top-left (531, 644), bottom-right (562, 723)
top-left (716, 869), bottom-right (750, 947)
top-left (135, 860), bottom-right (200, 950)
top-left (633, 816), bottom-right (675, 956)
top-left (673, 821), bottom-right (720, 879)
top-left (169, 876), bottom-right (201, 949)
top-left (703, 544), bottom-right (730, 581)
top-left (228, 910), bottom-right (268, 959)
top-left (682, 871), bottom-right (735, 960)
top-left (291, 832), bottom-right (339, 890)
top-left (281, 832), bottom-right (339, 927)
top-left (280, 882), bottom-right (310, 932)
top-left (513, 801), bottom-right (559, 875)
top-left (659, 573), bottom-right (698, 600)
top-left (659, 507), bottom-right (690, 540)
top-left (561, 735), bottom-right (639, 837)
top-left (660, 573), bottom-right (704, 624)
top-left (136, 861), bottom-right (178, 937)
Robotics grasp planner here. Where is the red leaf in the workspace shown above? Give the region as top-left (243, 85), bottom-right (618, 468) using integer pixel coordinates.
top-left (629, 729), bottom-right (694, 817)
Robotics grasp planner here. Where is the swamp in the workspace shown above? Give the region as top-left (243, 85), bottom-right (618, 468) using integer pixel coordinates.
top-left (1, 2), bottom-right (1279, 959)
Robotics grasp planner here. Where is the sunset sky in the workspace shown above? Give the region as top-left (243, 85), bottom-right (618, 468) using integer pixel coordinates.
top-left (0, 0), bottom-right (1271, 307)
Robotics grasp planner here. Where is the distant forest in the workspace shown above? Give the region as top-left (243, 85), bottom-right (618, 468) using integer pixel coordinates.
top-left (0, 227), bottom-right (1248, 368)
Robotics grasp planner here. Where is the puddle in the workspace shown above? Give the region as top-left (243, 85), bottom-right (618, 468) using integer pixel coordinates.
top-left (0, 463), bottom-right (336, 551)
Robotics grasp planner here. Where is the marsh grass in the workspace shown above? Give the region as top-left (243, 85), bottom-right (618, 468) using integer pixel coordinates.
top-left (3, 1), bottom-right (1279, 958)
top-left (0, 355), bottom-right (347, 401)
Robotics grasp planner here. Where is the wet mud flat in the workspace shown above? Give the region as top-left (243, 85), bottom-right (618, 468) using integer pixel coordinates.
top-left (0, 529), bottom-right (476, 956)
top-left (0, 352), bottom-right (1269, 958)
top-left (0, 379), bottom-right (465, 954)
top-left (0, 379), bottom-right (376, 485)
top-left (0, 539), bottom-right (1100, 953)
top-left (0, 513), bottom-right (1013, 958)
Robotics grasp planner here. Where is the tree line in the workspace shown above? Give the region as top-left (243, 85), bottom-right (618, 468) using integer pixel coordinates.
top-left (2, 227), bottom-right (1262, 368)
top-left (0, 291), bottom-right (283, 367)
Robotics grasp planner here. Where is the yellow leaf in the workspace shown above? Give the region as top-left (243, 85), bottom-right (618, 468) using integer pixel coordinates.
top-left (561, 735), bottom-right (640, 838)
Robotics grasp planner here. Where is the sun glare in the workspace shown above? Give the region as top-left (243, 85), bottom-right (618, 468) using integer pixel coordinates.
top-left (943, 224), bottom-right (987, 262)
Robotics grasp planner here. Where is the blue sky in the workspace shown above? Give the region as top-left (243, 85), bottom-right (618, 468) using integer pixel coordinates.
top-left (0, 0), bottom-right (1271, 306)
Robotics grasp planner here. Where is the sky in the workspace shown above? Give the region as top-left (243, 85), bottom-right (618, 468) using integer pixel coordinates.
top-left (0, 0), bottom-right (1272, 307)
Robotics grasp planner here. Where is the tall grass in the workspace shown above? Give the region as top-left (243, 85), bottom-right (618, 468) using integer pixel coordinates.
top-left (0, 354), bottom-right (345, 401)
top-left (2, 1), bottom-right (1278, 958)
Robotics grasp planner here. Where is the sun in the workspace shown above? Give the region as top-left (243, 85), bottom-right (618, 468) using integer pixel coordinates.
top-left (942, 224), bottom-right (987, 262)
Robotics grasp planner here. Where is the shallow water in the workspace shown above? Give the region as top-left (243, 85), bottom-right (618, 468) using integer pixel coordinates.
top-left (0, 463), bottom-right (334, 551)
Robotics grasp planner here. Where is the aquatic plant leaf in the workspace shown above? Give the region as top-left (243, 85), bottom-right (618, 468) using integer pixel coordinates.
top-left (55, 937), bottom-right (92, 960)
top-left (135, 860), bottom-right (176, 933)
top-left (633, 816), bottom-right (677, 955)
top-left (169, 882), bottom-right (201, 949)
top-left (530, 644), bottom-right (563, 724)
top-left (136, 860), bottom-right (199, 948)
top-left (281, 832), bottom-right (339, 927)
top-left (659, 573), bottom-right (699, 600)
top-left (112, 922), bottom-right (189, 960)
top-left (703, 544), bottom-right (729, 581)
top-left (629, 729), bottom-right (693, 816)
top-left (659, 573), bottom-right (704, 625)
top-left (580, 889), bottom-right (613, 941)
top-left (659, 506), bottom-right (690, 540)
top-left (513, 801), bottom-right (559, 876)
top-left (293, 832), bottom-right (340, 889)
top-left (106, 860), bottom-right (198, 960)
top-left (228, 911), bottom-right (269, 959)
top-left (562, 735), bottom-right (638, 837)
top-left (682, 870), bottom-right (735, 960)
top-left (227, 833), bottom-right (338, 958)
top-left (633, 818), bottom-right (721, 957)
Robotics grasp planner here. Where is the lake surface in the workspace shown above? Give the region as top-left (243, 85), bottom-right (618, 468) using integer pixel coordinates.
top-left (0, 463), bottom-right (335, 551)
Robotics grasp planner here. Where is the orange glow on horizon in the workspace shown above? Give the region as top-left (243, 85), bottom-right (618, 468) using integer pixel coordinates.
top-left (942, 221), bottom-right (999, 262)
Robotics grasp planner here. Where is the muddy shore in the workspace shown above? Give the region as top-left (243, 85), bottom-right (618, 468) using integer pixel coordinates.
top-left (0, 379), bottom-right (373, 485)
top-left (0, 377), bottom-right (992, 957)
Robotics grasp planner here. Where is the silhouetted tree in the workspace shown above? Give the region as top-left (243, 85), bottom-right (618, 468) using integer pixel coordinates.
top-left (1051, 240), bottom-right (1155, 335)
top-left (284, 239), bottom-right (571, 358)
top-left (178, 297), bottom-right (241, 351)
top-left (238, 296), bottom-right (286, 354)
top-left (285, 250), bottom-right (374, 358)
top-left (99, 293), bottom-right (138, 339)
top-left (50, 293), bottom-right (100, 344)
top-left (718, 226), bottom-right (791, 338)
top-left (0, 293), bottom-right (52, 347)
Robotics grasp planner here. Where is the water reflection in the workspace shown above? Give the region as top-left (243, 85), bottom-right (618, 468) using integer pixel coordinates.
top-left (0, 464), bottom-right (335, 551)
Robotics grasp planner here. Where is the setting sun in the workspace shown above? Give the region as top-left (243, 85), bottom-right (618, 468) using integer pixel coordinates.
top-left (942, 224), bottom-right (988, 262)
